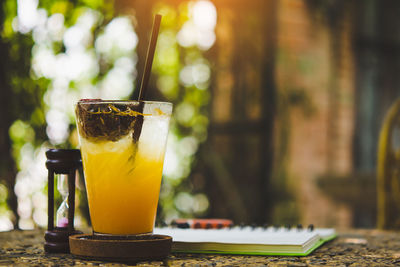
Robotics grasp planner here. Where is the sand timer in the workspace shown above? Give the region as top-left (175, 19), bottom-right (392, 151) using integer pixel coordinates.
top-left (56, 173), bottom-right (69, 228)
top-left (44, 149), bottom-right (82, 253)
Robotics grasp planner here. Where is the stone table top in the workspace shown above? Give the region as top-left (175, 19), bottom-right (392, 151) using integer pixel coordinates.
top-left (1, 229), bottom-right (400, 266)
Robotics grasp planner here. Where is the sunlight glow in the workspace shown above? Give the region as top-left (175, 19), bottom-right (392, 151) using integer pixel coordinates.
top-left (46, 109), bottom-right (70, 145)
top-left (99, 57), bottom-right (135, 99)
top-left (64, 9), bottom-right (101, 50)
top-left (177, 22), bottom-right (197, 47)
top-left (47, 13), bottom-right (65, 41)
top-left (16, 0), bottom-right (40, 33)
top-left (179, 62), bottom-right (211, 89)
top-left (64, 26), bottom-right (88, 49)
top-left (0, 216), bottom-right (13, 231)
top-left (163, 136), bottom-right (185, 180)
top-left (193, 1), bottom-right (217, 30)
top-left (57, 50), bottom-right (99, 81)
top-left (95, 17), bottom-right (138, 61)
top-left (14, 144), bottom-right (48, 229)
top-left (175, 102), bottom-right (196, 125)
top-left (32, 47), bottom-right (56, 78)
top-left (177, 0), bottom-right (217, 50)
top-left (174, 192), bottom-right (209, 214)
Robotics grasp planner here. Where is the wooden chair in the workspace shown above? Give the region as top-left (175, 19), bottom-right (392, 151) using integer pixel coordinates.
top-left (377, 99), bottom-right (400, 229)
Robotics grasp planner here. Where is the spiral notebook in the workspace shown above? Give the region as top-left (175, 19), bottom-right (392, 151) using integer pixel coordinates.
top-left (153, 226), bottom-right (336, 256)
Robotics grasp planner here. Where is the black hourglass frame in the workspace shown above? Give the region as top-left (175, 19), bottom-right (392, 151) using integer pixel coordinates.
top-left (44, 149), bottom-right (82, 253)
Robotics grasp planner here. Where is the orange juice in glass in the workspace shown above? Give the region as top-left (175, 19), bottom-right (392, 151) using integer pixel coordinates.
top-left (75, 100), bottom-right (172, 235)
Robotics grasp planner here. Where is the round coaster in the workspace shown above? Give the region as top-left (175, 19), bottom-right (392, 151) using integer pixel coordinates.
top-left (69, 233), bottom-right (172, 263)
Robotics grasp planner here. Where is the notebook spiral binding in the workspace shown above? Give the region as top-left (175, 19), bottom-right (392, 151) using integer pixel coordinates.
top-left (158, 219), bottom-right (315, 232)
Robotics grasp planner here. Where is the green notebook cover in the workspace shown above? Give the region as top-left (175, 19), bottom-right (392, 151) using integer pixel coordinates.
top-left (154, 227), bottom-right (336, 256)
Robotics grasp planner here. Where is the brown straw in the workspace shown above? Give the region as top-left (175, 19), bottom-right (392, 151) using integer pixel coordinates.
top-left (133, 14), bottom-right (162, 144)
top-left (138, 14), bottom-right (162, 101)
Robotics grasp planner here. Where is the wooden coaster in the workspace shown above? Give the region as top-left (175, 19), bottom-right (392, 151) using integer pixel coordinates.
top-left (69, 234), bottom-right (172, 263)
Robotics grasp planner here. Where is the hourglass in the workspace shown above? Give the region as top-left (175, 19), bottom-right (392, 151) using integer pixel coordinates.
top-left (44, 149), bottom-right (82, 253)
top-left (56, 173), bottom-right (69, 228)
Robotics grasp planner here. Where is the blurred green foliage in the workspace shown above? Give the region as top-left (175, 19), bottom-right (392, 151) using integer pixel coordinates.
top-left (0, 0), bottom-right (123, 228)
top-left (153, 2), bottom-right (212, 220)
top-left (0, 0), bottom-right (213, 228)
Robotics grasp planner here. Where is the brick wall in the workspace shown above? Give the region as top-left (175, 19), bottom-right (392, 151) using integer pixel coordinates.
top-left (275, 0), bottom-right (354, 228)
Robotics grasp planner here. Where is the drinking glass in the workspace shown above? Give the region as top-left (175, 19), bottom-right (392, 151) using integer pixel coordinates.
top-left (75, 100), bottom-right (172, 235)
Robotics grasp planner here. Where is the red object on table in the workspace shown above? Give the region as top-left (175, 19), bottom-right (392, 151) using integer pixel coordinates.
top-left (172, 219), bottom-right (234, 229)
